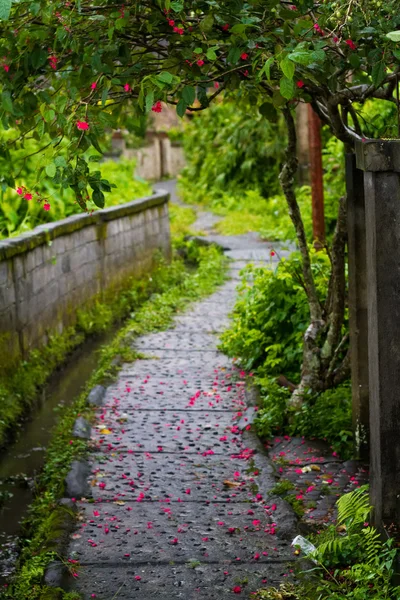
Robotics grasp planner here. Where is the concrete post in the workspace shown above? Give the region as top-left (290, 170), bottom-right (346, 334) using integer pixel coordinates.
top-left (345, 153), bottom-right (369, 460)
top-left (355, 139), bottom-right (400, 527)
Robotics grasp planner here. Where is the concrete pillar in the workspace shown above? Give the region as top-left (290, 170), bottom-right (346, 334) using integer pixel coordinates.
top-left (355, 139), bottom-right (400, 527)
top-left (345, 153), bottom-right (369, 460)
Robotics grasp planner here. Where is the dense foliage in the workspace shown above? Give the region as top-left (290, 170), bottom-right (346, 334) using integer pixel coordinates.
top-left (256, 487), bottom-right (400, 600)
top-left (220, 249), bottom-right (347, 383)
top-left (0, 137), bottom-right (150, 238)
top-left (220, 252), bottom-right (351, 454)
top-left (179, 98), bottom-right (346, 240)
top-left (179, 98), bottom-right (287, 201)
top-left (0, 0), bottom-right (399, 208)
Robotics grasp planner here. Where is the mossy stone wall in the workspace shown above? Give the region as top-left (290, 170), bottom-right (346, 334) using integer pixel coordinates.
top-left (0, 191), bottom-right (171, 367)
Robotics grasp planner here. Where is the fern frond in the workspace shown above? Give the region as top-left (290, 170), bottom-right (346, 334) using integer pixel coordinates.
top-left (315, 534), bottom-right (361, 560)
top-left (361, 526), bottom-right (383, 565)
top-left (337, 485), bottom-right (370, 528)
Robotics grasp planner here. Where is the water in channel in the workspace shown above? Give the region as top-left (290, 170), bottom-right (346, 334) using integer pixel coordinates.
top-left (0, 326), bottom-right (118, 582)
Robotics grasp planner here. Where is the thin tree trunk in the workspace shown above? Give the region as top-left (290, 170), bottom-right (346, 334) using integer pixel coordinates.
top-left (279, 107), bottom-right (325, 408)
top-left (321, 194), bottom-right (347, 368)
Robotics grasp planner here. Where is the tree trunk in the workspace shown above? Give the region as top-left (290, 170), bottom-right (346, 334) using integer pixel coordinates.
top-left (279, 107), bottom-right (348, 408)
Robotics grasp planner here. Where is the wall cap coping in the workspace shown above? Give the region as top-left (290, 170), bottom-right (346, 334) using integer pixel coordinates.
top-left (355, 139), bottom-right (400, 172)
top-left (0, 189), bottom-right (169, 261)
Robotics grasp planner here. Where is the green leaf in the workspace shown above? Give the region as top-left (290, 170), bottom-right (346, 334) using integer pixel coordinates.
top-left (387, 31), bottom-right (400, 42)
top-left (206, 48), bottom-right (217, 61)
top-left (200, 13), bottom-right (214, 32)
top-left (311, 49), bottom-right (326, 62)
top-left (371, 61), bottom-right (386, 87)
top-left (272, 90), bottom-right (286, 107)
top-left (259, 102), bottom-right (278, 122)
top-left (193, 47), bottom-right (203, 54)
top-left (288, 51), bottom-right (314, 66)
top-left (92, 189), bottom-right (105, 208)
top-left (45, 163), bottom-right (56, 178)
top-left (0, 0), bottom-right (11, 20)
top-left (280, 55), bottom-right (295, 79)
top-left (1, 91), bottom-right (13, 113)
top-left (88, 134), bottom-right (104, 154)
top-left (157, 71), bottom-right (173, 84)
top-left (349, 53), bottom-right (361, 69)
top-left (145, 90), bottom-right (155, 113)
top-left (182, 86), bottom-right (196, 105)
top-left (227, 46), bottom-right (241, 65)
top-left (279, 76), bottom-right (295, 99)
top-left (101, 87), bottom-right (109, 107)
top-left (262, 56), bottom-right (274, 80)
top-left (393, 50), bottom-right (400, 61)
top-left (54, 156), bottom-right (67, 168)
top-left (176, 98), bottom-right (187, 118)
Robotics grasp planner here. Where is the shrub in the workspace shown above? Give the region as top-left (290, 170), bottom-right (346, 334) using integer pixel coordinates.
top-left (220, 249), bottom-right (333, 383)
top-left (0, 128), bottom-right (151, 239)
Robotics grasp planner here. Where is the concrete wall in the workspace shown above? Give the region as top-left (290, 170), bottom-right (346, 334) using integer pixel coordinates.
top-left (120, 137), bottom-right (185, 180)
top-left (0, 191), bottom-right (171, 365)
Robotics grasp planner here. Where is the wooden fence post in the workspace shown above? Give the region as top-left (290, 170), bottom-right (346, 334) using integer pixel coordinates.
top-left (355, 139), bottom-right (400, 527)
top-left (345, 153), bottom-right (369, 460)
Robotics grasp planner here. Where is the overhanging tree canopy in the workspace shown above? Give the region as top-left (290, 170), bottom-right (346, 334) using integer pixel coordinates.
top-left (1, 0), bottom-right (399, 204)
top-left (1, 0), bottom-right (400, 401)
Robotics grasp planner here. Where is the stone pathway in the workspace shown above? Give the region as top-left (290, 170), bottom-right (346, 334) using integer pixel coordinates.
top-left (67, 187), bottom-right (298, 598)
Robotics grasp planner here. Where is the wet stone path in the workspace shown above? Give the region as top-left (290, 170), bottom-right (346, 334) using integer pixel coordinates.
top-left (67, 208), bottom-right (298, 598)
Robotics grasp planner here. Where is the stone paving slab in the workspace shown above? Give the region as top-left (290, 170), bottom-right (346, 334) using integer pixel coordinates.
top-left (72, 562), bottom-right (291, 599)
top-left (267, 437), bottom-right (369, 524)
top-left (173, 315), bottom-right (230, 332)
top-left (118, 354), bottom-right (233, 373)
top-left (91, 409), bottom-right (247, 455)
top-left (69, 501), bottom-right (292, 565)
top-left (87, 452), bottom-right (275, 503)
top-left (135, 331), bottom-right (218, 351)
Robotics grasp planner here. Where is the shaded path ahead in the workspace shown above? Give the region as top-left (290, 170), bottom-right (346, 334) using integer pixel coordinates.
top-left (69, 185), bottom-right (297, 598)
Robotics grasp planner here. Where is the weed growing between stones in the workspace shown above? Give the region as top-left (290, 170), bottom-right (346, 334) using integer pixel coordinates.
top-left (3, 242), bottom-right (227, 600)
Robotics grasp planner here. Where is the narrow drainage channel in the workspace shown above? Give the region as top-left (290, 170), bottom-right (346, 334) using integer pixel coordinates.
top-left (0, 326), bottom-right (119, 582)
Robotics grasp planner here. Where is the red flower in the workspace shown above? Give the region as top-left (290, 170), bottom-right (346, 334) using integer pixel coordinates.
top-left (270, 250), bottom-right (276, 256)
top-left (197, 59), bottom-right (205, 66)
top-left (24, 193), bottom-right (33, 200)
top-left (134, 575), bottom-right (141, 581)
top-left (3, 65), bottom-right (9, 72)
top-left (296, 80), bottom-right (304, 88)
top-left (173, 26), bottom-right (184, 35)
top-left (222, 23), bottom-right (230, 31)
top-left (151, 101), bottom-right (162, 113)
top-left (16, 187), bottom-right (23, 196)
top-left (170, 537), bottom-right (179, 544)
top-left (43, 203), bottom-right (51, 211)
top-left (91, 82), bottom-right (97, 90)
top-left (48, 55), bottom-right (58, 70)
top-left (233, 586), bottom-right (242, 594)
top-left (345, 39), bottom-right (357, 50)
top-left (124, 83), bottom-right (131, 92)
top-left (243, 69), bottom-right (249, 77)
top-left (333, 36), bottom-right (339, 43)
top-left (77, 120), bottom-right (89, 131)
top-left (168, 19), bottom-right (175, 26)
top-left (314, 23), bottom-right (323, 35)
top-left (240, 53), bottom-right (249, 60)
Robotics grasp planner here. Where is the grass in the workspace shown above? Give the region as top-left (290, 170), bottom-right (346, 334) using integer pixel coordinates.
top-left (5, 241), bottom-right (227, 600)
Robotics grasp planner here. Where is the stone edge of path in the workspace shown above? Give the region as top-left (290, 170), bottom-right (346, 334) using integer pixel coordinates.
top-left (44, 382), bottom-right (110, 588)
